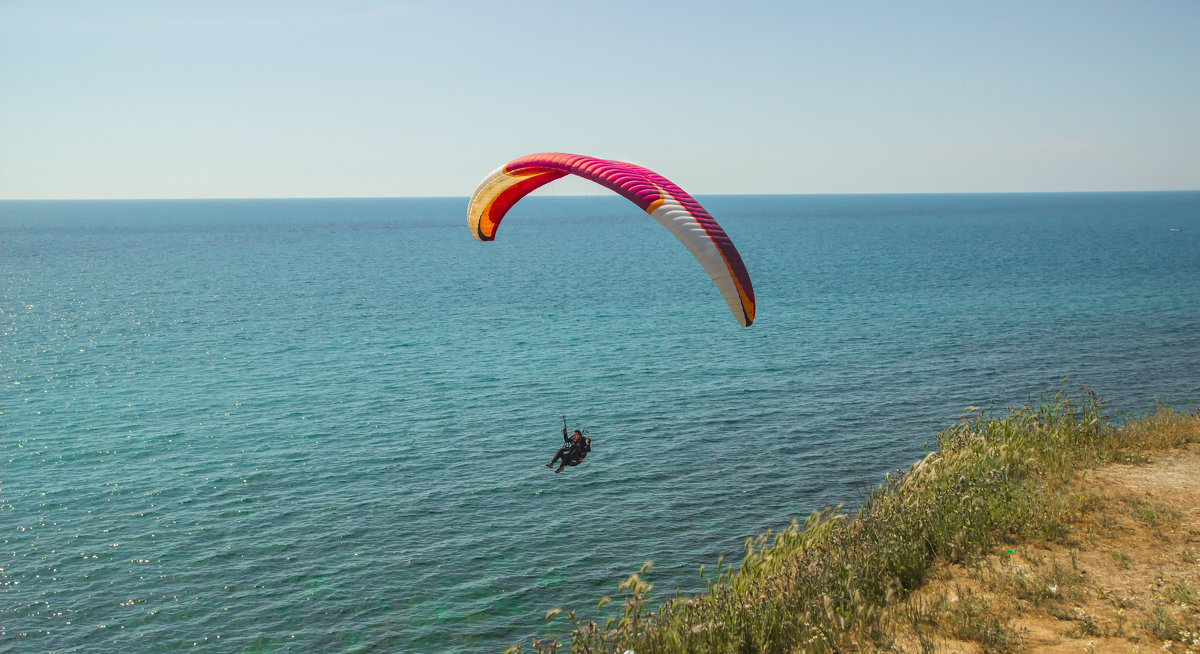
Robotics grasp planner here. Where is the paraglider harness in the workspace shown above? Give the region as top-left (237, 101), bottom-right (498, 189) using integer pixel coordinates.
top-left (562, 418), bottom-right (590, 466)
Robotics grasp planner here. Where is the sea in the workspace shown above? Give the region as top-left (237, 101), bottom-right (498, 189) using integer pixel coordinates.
top-left (2, 192), bottom-right (1198, 652)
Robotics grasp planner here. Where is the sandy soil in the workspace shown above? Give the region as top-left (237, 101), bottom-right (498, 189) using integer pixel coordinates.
top-left (891, 443), bottom-right (1200, 653)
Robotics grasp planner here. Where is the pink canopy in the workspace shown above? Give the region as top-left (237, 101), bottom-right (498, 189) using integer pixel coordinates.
top-left (467, 152), bottom-right (755, 327)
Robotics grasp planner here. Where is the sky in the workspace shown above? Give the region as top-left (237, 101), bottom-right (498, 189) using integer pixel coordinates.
top-left (1, 0), bottom-right (1198, 199)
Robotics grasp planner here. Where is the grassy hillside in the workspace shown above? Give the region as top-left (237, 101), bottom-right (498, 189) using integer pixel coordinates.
top-left (515, 387), bottom-right (1200, 653)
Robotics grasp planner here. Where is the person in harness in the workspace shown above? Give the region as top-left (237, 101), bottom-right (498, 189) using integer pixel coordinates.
top-left (547, 423), bottom-right (591, 473)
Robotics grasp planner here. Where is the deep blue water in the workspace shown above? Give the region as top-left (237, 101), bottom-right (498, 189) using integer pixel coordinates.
top-left (2, 192), bottom-right (1198, 652)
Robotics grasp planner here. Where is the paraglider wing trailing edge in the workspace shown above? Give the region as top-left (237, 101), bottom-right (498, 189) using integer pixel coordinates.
top-left (466, 152), bottom-right (756, 327)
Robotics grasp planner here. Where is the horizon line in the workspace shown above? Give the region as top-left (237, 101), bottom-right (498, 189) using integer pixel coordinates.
top-left (2, 189), bottom-right (1199, 202)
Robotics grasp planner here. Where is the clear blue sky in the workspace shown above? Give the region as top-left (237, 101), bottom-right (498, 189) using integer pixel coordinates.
top-left (2, 0), bottom-right (1197, 199)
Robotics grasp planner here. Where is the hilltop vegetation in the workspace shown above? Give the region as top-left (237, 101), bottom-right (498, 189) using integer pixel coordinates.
top-left (515, 388), bottom-right (1200, 653)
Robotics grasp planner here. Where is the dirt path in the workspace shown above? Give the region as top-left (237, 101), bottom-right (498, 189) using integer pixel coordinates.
top-left (893, 444), bottom-right (1200, 653)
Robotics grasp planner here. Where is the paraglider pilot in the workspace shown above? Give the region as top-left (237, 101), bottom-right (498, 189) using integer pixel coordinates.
top-left (547, 425), bottom-right (590, 473)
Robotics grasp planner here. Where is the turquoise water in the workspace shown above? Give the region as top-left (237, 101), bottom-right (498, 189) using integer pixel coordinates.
top-left (2, 192), bottom-right (1198, 652)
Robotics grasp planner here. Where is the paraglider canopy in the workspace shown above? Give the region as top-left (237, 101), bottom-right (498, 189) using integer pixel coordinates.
top-left (467, 153), bottom-right (755, 327)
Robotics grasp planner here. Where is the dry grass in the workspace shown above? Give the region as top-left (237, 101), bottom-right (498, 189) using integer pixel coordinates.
top-left (890, 442), bottom-right (1200, 653)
